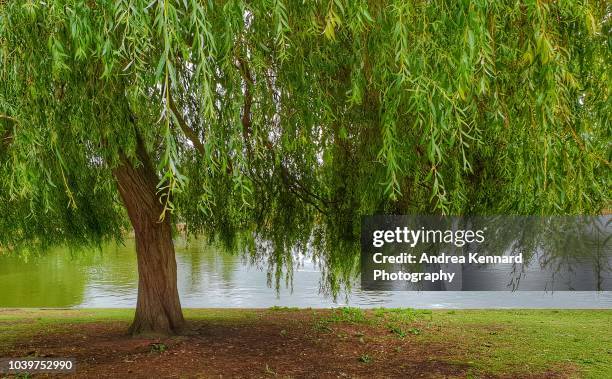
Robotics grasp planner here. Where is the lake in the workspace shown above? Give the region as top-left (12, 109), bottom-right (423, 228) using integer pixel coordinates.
top-left (1, 238), bottom-right (610, 309)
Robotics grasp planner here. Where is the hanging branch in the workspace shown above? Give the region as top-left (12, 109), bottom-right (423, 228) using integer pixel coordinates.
top-left (168, 92), bottom-right (206, 156)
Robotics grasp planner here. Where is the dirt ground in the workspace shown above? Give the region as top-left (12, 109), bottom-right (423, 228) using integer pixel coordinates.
top-left (0, 309), bottom-right (581, 378)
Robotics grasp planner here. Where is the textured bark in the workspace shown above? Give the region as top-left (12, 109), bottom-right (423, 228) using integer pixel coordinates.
top-left (113, 138), bottom-right (185, 336)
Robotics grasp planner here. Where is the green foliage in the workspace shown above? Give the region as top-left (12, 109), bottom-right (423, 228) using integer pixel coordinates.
top-left (408, 327), bottom-right (421, 335)
top-left (357, 353), bottom-right (372, 363)
top-left (326, 307), bottom-right (368, 323)
top-left (149, 342), bottom-right (167, 353)
top-left (0, 0), bottom-right (609, 296)
top-left (387, 324), bottom-right (406, 338)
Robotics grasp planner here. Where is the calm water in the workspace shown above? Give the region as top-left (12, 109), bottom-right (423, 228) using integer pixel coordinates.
top-left (1, 239), bottom-right (610, 308)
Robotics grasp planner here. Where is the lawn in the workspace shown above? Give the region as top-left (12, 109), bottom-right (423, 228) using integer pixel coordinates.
top-left (0, 308), bottom-right (610, 378)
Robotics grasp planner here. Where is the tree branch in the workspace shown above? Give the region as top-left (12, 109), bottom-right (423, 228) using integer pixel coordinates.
top-left (0, 115), bottom-right (16, 149)
top-left (0, 114), bottom-right (18, 123)
top-left (238, 57), bottom-right (332, 213)
top-left (167, 93), bottom-right (206, 156)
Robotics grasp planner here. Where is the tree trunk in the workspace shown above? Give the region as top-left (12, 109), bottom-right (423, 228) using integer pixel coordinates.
top-left (113, 139), bottom-right (185, 336)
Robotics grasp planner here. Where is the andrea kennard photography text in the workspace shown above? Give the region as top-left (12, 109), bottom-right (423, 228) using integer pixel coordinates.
top-left (360, 216), bottom-right (612, 291)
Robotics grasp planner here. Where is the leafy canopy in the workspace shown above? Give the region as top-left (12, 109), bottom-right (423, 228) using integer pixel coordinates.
top-left (0, 0), bottom-right (609, 293)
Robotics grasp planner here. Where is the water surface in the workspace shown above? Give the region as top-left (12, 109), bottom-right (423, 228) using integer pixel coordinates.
top-left (1, 239), bottom-right (610, 308)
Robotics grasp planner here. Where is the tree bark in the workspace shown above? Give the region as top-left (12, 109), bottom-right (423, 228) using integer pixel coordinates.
top-left (113, 138), bottom-right (185, 336)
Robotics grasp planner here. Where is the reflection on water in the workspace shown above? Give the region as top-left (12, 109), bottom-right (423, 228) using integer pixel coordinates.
top-left (1, 239), bottom-right (611, 308)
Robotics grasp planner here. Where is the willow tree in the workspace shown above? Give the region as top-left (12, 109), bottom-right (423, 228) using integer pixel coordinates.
top-left (0, 1), bottom-right (609, 335)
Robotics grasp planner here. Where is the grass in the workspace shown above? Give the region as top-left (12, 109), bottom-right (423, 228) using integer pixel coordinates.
top-left (0, 308), bottom-right (258, 352)
top-left (0, 308), bottom-right (610, 378)
top-left (325, 306), bottom-right (368, 324)
top-left (0, 309), bottom-right (128, 350)
top-left (358, 353), bottom-right (372, 364)
top-left (416, 309), bottom-right (612, 378)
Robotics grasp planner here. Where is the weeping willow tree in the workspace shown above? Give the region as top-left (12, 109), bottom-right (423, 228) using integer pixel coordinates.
top-left (1, 0), bottom-right (609, 334)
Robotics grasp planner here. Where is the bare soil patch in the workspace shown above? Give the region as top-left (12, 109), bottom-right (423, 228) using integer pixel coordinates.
top-left (1, 310), bottom-right (575, 378)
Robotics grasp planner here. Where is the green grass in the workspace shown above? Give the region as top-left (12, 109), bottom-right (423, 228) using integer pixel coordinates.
top-left (399, 309), bottom-right (612, 378)
top-left (267, 306), bottom-right (300, 312)
top-left (325, 307), bottom-right (368, 323)
top-left (0, 309), bottom-right (130, 351)
top-left (0, 308), bottom-right (257, 352)
top-left (0, 308), bottom-right (610, 378)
